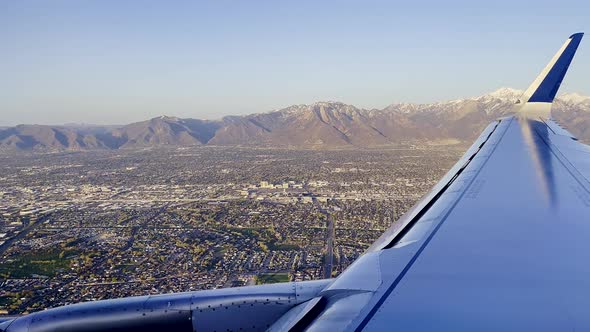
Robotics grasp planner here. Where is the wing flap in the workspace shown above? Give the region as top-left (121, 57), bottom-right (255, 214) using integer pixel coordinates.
top-left (366, 120), bottom-right (502, 252)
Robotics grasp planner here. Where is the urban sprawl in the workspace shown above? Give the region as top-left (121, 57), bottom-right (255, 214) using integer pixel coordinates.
top-left (0, 146), bottom-right (462, 314)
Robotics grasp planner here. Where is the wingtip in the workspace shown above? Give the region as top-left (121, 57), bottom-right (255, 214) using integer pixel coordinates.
top-left (523, 33), bottom-right (583, 104)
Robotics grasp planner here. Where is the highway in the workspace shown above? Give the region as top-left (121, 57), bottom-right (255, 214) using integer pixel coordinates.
top-left (311, 196), bottom-right (335, 279)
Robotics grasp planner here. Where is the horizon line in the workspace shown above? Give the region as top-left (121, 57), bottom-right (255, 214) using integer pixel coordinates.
top-left (2, 87), bottom-right (588, 127)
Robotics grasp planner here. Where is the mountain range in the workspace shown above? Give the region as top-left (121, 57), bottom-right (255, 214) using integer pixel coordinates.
top-left (3, 88), bottom-right (590, 151)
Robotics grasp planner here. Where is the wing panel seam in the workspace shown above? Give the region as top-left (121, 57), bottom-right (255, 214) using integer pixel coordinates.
top-left (531, 123), bottom-right (590, 193)
top-left (382, 120), bottom-right (501, 249)
top-left (353, 117), bottom-right (513, 331)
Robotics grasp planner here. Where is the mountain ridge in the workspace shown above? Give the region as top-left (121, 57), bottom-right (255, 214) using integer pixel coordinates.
top-left (3, 88), bottom-right (590, 151)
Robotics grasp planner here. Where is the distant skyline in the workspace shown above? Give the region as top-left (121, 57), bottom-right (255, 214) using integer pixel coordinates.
top-left (1, 0), bottom-right (588, 126)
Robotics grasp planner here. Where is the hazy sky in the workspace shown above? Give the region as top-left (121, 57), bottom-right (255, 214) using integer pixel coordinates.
top-left (1, 0), bottom-right (589, 125)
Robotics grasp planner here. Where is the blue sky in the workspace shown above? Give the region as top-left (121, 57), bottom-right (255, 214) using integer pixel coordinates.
top-left (1, 0), bottom-right (588, 125)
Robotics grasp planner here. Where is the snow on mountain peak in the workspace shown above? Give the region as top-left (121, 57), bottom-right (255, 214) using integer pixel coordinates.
top-left (559, 92), bottom-right (590, 104)
top-left (482, 88), bottom-right (589, 105)
top-left (485, 87), bottom-right (524, 99)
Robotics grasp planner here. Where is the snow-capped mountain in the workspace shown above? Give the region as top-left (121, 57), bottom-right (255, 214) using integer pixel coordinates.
top-left (2, 89), bottom-right (590, 151)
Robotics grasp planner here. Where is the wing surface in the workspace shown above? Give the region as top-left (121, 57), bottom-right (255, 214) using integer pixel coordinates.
top-left (292, 32), bottom-right (590, 331)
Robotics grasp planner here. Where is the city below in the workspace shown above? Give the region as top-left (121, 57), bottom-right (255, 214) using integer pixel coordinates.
top-left (0, 145), bottom-right (462, 315)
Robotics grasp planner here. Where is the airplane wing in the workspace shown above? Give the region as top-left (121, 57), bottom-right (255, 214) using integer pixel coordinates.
top-left (0, 33), bottom-right (586, 332)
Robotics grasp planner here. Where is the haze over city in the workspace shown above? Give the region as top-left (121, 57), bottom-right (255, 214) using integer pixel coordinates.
top-left (1, 0), bottom-right (589, 125)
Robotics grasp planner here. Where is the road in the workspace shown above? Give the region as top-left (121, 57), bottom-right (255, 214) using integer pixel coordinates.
top-left (302, 180), bottom-right (336, 280)
top-left (323, 211), bottom-right (335, 279)
top-left (120, 203), bottom-right (169, 251)
top-left (0, 215), bottom-right (49, 256)
top-left (311, 196), bottom-right (335, 279)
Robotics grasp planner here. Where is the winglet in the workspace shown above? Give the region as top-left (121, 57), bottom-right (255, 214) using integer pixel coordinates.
top-left (521, 32), bottom-right (584, 104)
